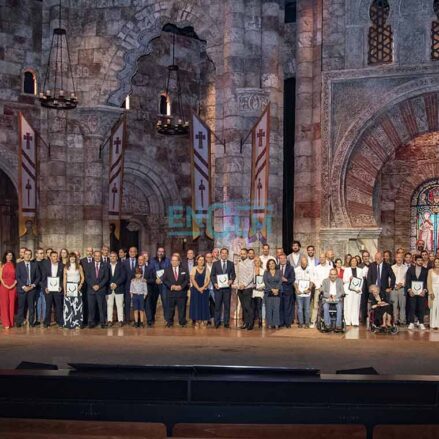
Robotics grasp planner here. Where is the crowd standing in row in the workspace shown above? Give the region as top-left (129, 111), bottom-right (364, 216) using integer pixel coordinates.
top-left (0, 239), bottom-right (438, 331)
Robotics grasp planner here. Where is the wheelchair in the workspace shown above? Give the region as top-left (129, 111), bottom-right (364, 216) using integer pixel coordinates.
top-left (367, 303), bottom-right (399, 335)
top-left (316, 293), bottom-right (346, 333)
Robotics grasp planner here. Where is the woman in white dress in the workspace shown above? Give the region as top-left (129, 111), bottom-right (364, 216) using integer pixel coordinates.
top-left (342, 257), bottom-right (363, 326)
top-left (427, 258), bottom-right (439, 329)
top-left (63, 252), bottom-right (85, 329)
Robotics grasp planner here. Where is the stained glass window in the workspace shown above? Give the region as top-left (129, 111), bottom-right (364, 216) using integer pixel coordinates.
top-left (368, 0), bottom-right (393, 64)
top-left (410, 179), bottom-right (439, 252)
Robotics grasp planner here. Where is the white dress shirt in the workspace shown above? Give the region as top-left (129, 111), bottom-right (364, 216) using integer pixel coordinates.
top-left (392, 263), bottom-right (408, 287)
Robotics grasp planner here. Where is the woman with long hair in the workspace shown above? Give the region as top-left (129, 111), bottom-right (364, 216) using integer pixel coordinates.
top-left (63, 252), bottom-right (85, 329)
top-left (0, 251), bottom-right (17, 329)
top-left (189, 255), bottom-right (211, 327)
top-left (59, 248), bottom-right (69, 266)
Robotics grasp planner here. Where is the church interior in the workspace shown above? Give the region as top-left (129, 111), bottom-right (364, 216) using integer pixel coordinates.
top-left (1, 1), bottom-right (439, 438)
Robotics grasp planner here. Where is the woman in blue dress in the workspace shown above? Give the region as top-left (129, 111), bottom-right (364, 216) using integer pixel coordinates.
top-left (189, 255), bottom-right (211, 327)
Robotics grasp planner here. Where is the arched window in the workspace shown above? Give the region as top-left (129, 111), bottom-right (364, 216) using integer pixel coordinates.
top-left (159, 93), bottom-right (171, 115)
top-left (432, 0), bottom-right (439, 60)
top-left (410, 179), bottom-right (439, 252)
top-left (368, 0), bottom-right (393, 64)
top-left (23, 70), bottom-right (37, 95)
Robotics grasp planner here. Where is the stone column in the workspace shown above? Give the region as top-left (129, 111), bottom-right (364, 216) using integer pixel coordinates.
top-left (214, 0), bottom-right (246, 251)
top-left (294, 0), bottom-right (322, 246)
top-left (261, 0), bottom-right (283, 249)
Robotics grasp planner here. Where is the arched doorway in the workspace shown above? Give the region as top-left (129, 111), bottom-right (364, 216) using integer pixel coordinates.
top-left (410, 179), bottom-right (439, 253)
top-left (0, 168), bottom-right (19, 255)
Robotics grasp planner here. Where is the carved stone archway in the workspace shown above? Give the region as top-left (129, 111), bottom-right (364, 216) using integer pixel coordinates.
top-left (330, 81), bottom-right (439, 228)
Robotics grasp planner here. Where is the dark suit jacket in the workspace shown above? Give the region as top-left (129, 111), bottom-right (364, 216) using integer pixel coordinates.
top-left (162, 265), bottom-right (189, 298)
top-left (122, 257), bottom-right (139, 293)
top-left (366, 262), bottom-right (396, 292)
top-left (16, 260), bottom-right (41, 294)
top-left (108, 262), bottom-right (126, 294)
top-left (279, 263), bottom-right (295, 295)
top-left (138, 264), bottom-right (157, 288)
top-left (405, 265), bottom-right (428, 296)
top-left (41, 260), bottom-right (64, 292)
top-left (84, 261), bottom-right (109, 294)
top-left (210, 259), bottom-right (236, 290)
top-left (181, 258), bottom-right (195, 274)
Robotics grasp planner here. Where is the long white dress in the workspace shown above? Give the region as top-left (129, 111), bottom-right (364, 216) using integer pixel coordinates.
top-left (430, 271), bottom-right (439, 329)
top-left (63, 266), bottom-right (83, 329)
top-left (343, 267), bottom-right (364, 326)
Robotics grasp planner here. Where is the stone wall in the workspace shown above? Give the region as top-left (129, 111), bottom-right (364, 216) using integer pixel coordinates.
top-left (0, 0), bottom-right (288, 255)
top-left (316, 0), bottom-right (439, 254)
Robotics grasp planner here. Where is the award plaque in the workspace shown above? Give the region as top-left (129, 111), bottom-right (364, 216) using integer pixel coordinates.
top-left (217, 273), bottom-right (229, 289)
top-left (156, 269), bottom-right (164, 279)
top-left (48, 277), bottom-right (60, 292)
top-left (66, 282), bottom-right (78, 298)
top-left (349, 276), bottom-right (363, 293)
top-left (411, 281), bottom-right (423, 295)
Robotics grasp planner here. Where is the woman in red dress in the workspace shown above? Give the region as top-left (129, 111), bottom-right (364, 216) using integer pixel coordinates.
top-left (0, 251), bottom-right (17, 329)
top-left (335, 258), bottom-right (344, 280)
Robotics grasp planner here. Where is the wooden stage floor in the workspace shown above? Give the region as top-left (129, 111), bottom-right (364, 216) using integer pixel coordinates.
top-left (1, 323), bottom-right (439, 375)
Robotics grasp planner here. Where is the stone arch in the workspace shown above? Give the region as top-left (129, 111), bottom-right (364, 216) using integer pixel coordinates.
top-left (122, 152), bottom-right (182, 217)
top-left (330, 76), bottom-right (439, 227)
top-left (0, 147), bottom-right (18, 192)
top-left (94, 1), bottom-right (222, 107)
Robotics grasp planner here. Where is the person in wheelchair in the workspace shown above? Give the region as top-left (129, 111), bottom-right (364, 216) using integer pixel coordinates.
top-left (369, 284), bottom-right (394, 330)
top-left (321, 268), bottom-right (344, 332)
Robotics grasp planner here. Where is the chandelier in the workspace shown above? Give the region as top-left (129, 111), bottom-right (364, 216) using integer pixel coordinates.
top-left (39, 0), bottom-right (78, 110)
top-left (155, 29), bottom-right (189, 135)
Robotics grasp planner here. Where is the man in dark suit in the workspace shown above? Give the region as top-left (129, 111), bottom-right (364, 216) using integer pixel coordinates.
top-left (84, 250), bottom-right (109, 328)
top-left (405, 254), bottom-right (428, 330)
top-left (278, 253), bottom-right (296, 328)
top-left (122, 246), bottom-right (138, 324)
top-left (80, 247), bottom-right (94, 325)
top-left (16, 249), bottom-right (41, 327)
top-left (41, 250), bottom-right (64, 327)
top-left (162, 254), bottom-right (189, 327)
top-left (137, 254), bottom-right (157, 326)
top-left (181, 249), bottom-right (195, 274)
top-left (210, 248), bottom-right (236, 328)
top-left (150, 247), bottom-right (171, 325)
top-left (366, 251), bottom-right (396, 300)
top-left (107, 251), bottom-right (126, 327)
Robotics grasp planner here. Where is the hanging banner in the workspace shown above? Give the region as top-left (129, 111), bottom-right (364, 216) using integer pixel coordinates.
top-left (108, 115), bottom-right (126, 241)
top-left (18, 112), bottom-right (37, 237)
top-left (190, 112), bottom-right (213, 240)
top-left (249, 103), bottom-right (271, 243)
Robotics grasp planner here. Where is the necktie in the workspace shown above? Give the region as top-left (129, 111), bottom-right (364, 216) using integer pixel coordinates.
top-left (88, 258), bottom-right (91, 263)
top-left (222, 261), bottom-right (226, 273)
top-left (282, 265), bottom-right (285, 275)
top-left (131, 258), bottom-right (134, 271)
top-left (26, 263), bottom-right (31, 284)
top-left (95, 263), bottom-right (99, 278)
top-left (377, 264), bottom-right (381, 287)
top-left (174, 267), bottom-right (178, 281)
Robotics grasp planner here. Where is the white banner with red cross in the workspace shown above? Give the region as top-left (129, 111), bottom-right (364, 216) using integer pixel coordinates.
top-left (249, 103), bottom-right (271, 243)
top-left (190, 112), bottom-right (213, 240)
top-left (18, 112), bottom-right (37, 237)
top-left (108, 116), bottom-right (126, 240)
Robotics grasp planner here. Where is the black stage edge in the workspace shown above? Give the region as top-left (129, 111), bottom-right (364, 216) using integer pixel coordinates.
top-left (0, 365), bottom-right (438, 438)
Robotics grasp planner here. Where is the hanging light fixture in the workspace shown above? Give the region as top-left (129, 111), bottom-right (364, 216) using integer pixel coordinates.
top-left (155, 29), bottom-right (189, 135)
top-left (39, 0), bottom-right (78, 110)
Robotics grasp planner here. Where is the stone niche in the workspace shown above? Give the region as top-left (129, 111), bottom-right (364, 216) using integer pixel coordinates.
top-left (122, 30), bottom-right (215, 253)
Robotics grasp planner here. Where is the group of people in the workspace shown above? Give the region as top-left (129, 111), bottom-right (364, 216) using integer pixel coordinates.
top-left (0, 238), bottom-right (438, 332)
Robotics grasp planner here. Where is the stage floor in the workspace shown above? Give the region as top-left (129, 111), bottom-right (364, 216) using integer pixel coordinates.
top-left (1, 324), bottom-right (439, 375)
